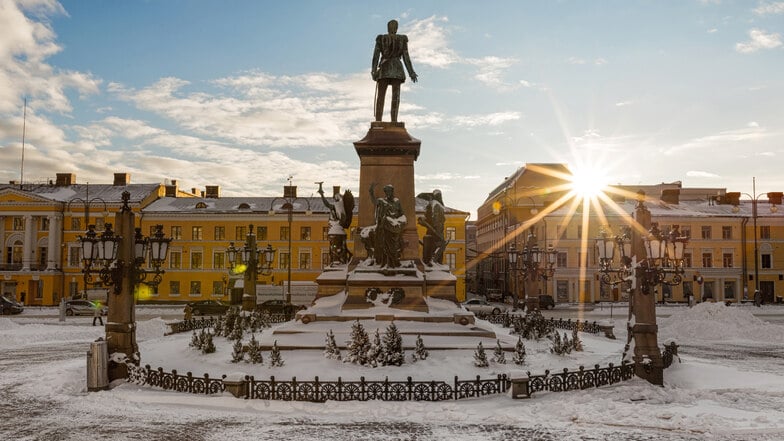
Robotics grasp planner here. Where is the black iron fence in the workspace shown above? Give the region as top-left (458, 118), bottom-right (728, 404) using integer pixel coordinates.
top-left (166, 314), bottom-right (291, 335)
top-left (477, 313), bottom-right (603, 335)
top-left (521, 361), bottom-right (635, 398)
top-left (127, 364), bottom-right (226, 395)
top-left (246, 374), bottom-right (509, 402)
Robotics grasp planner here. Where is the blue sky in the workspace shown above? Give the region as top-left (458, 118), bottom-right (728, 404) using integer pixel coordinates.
top-left (1, 0), bottom-right (783, 217)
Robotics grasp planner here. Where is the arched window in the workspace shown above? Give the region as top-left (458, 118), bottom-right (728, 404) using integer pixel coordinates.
top-left (195, 202), bottom-right (207, 209)
top-left (238, 203), bottom-right (251, 210)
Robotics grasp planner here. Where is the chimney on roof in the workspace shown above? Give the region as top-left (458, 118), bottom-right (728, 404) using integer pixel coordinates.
top-left (113, 173), bottom-right (130, 186)
top-left (333, 186), bottom-right (340, 197)
top-left (284, 185), bottom-right (297, 198)
top-left (768, 192), bottom-right (783, 205)
top-left (165, 179), bottom-right (178, 197)
top-left (192, 188), bottom-right (198, 195)
top-left (661, 188), bottom-right (680, 205)
top-left (724, 192), bottom-right (741, 206)
top-left (55, 173), bottom-right (75, 186)
top-left (205, 185), bottom-right (221, 198)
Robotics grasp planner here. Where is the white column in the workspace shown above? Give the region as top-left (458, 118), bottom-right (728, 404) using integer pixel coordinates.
top-left (22, 215), bottom-right (34, 271)
top-left (47, 215), bottom-right (58, 270)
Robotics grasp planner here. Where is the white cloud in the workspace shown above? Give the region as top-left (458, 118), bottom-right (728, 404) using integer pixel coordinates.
top-left (686, 170), bottom-right (720, 178)
top-left (735, 29), bottom-right (782, 53)
top-left (708, 28), bottom-right (718, 33)
top-left (594, 58), bottom-right (607, 65)
top-left (466, 56), bottom-right (518, 88)
top-left (615, 101), bottom-right (634, 107)
top-left (754, 2), bottom-right (784, 15)
top-left (664, 125), bottom-right (770, 155)
top-left (406, 16), bottom-right (459, 69)
top-left (453, 112), bottom-right (521, 128)
top-left (567, 57), bottom-right (586, 65)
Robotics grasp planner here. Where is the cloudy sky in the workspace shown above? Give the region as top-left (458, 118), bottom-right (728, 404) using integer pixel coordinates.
top-left (1, 0), bottom-right (783, 217)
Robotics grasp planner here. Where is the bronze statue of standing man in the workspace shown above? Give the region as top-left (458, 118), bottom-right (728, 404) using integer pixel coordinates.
top-left (372, 19), bottom-right (418, 122)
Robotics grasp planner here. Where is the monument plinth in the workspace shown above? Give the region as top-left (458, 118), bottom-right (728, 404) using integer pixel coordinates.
top-left (353, 122), bottom-right (420, 262)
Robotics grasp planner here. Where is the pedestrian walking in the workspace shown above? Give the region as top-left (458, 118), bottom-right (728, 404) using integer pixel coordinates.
top-left (183, 304), bottom-right (193, 321)
top-left (92, 302), bottom-right (104, 326)
top-left (754, 290), bottom-right (762, 307)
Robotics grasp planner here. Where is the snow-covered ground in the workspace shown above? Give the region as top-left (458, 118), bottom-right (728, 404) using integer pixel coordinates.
top-left (2, 302), bottom-right (784, 440)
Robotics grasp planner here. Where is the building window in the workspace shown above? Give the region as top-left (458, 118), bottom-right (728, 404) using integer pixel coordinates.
top-left (301, 227), bottom-right (311, 241)
top-left (214, 226), bottom-right (225, 241)
top-left (236, 226), bottom-right (246, 240)
top-left (171, 226), bottom-right (182, 240)
top-left (446, 227), bottom-right (456, 241)
top-left (556, 252), bottom-right (567, 268)
top-left (280, 226), bottom-right (290, 241)
top-left (71, 218), bottom-right (82, 231)
top-left (762, 253), bottom-right (772, 269)
top-left (191, 251), bottom-right (203, 269)
top-left (322, 226), bottom-right (330, 240)
top-left (40, 217), bottom-right (49, 230)
top-left (169, 251), bottom-right (182, 269)
top-left (212, 281), bottom-right (224, 296)
top-left (299, 252), bottom-right (311, 269)
top-left (279, 252), bottom-right (290, 270)
top-left (445, 253), bottom-right (456, 270)
top-left (258, 226), bottom-right (267, 241)
top-left (722, 253), bottom-right (733, 268)
top-left (722, 226), bottom-right (732, 240)
top-left (701, 226), bottom-right (711, 240)
top-left (38, 247), bottom-right (47, 268)
top-left (190, 281), bottom-right (201, 295)
top-left (95, 218), bottom-right (105, 230)
top-left (169, 281), bottom-right (180, 295)
top-left (760, 226), bottom-right (771, 240)
top-left (577, 225), bottom-right (583, 239)
top-left (68, 246), bottom-right (81, 267)
top-left (213, 251), bottom-right (225, 269)
top-left (192, 226), bottom-right (203, 240)
top-left (701, 252), bottom-right (712, 268)
top-left (321, 251), bottom-right (330, 268)
top-left (724, 281), bottom-right (736, 299)
top-left (681, 225), bottom-right (691, 238)
top-left (683, 252), bottom-right (692, 268)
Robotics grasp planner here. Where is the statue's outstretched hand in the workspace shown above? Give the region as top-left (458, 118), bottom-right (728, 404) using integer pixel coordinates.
top-left (410, 73), bottom-right (418, 83)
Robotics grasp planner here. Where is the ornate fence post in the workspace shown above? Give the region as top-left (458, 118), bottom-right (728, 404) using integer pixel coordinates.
top-left (510, 376), bottom-right (531, 399)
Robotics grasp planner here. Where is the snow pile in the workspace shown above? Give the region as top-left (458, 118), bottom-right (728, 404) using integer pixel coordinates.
top-left (136, 318), bottom-right (169, 341)
top-left (0, 319), bottom-right (101, 349)
top-left (659, 302), bottom-right (784, 343)
top-left (0, 317), bottom-right (21, 330)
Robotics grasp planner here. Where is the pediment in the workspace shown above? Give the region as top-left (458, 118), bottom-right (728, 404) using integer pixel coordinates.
top-left (0, 188), bottom-right (56, 204)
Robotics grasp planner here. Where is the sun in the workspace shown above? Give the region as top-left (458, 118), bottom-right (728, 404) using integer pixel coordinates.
top-left (569, 164), bottom-right (610, 200)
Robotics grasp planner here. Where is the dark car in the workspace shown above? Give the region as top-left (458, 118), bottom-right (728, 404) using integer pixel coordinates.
top-left (1, 297), bottom-right (23, 315)
top-left (538, 295), bottom-right (556, 310)
top-left (187, 300), bottom-right (230, 316)
top-left (256, 300), bottom-right (304, 316)
top-left (64, 300), bottom-right (108, 316)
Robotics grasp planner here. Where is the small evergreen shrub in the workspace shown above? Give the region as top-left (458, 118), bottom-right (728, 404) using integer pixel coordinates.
top-left (473, 341), bottom-right (489, 367)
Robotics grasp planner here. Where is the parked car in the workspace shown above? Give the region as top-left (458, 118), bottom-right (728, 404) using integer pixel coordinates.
top-left (538, 295), bottom-right (556, 310)
top-left (461, 298), bottom-right (511, 315)
top-left (256, 300), bottom-right (305, 316)
top-left (1, 297), bottom-right (23, 315)
top-left (186, 300), bottom-right (230, 316)
top-left (65, 300), bottom-right (107, 316)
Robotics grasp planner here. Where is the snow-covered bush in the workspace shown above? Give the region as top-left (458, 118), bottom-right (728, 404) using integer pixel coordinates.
top-left (365, 329), bottom-right (384, 367)
top-left (246, 333), bottom-right (264, 364)
top-left (201, 331), bottom-right (216, 354)
top-left (571, 327), bottom-right (584, 352)
top-left (413, 334), bottom-right (429, 361)
top-left (344, 320), bottom-right (370, 365)
top-left (324, 329), bottom-right (342, 361)
top-left (473, 342), bottom-right (489, 367)
top-left (492, 339), bottom-right (506, 364)
top-left (512, 335), bottom-right (526, 365)
top-left (382, 322), bottom-right (404, 366)
top-left (231, 339), bottom-right (245, 363)
top-left (268, 341), bottom-right (284, 367)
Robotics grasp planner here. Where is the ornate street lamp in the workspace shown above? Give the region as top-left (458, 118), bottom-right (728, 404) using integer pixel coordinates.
top-left (227, 224), bottom-right (275, 310)
top-left (271, 178), bottom-right (310, 304)
top-left (594, 190), bottom-right (688, 385)
top-left (730, 177), bottom-right (782, 302)
top-left (76, 191), bottom-right (172, 383)
top-left (78, 221), bottom-right (171, 295)
top-left (508, 232), bottom-right (558, 310)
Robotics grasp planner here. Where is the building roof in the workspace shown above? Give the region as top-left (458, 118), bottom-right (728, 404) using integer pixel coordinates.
top-left (0, 183), bottom-right (162, 205)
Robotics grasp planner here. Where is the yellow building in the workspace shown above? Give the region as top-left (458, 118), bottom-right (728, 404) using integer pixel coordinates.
top-left (475, 164), bottom-right (784, 304)
top-left (141, 184), bottom-right (470, 303)
top-left (1, 173), bottom-right (468, 306)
